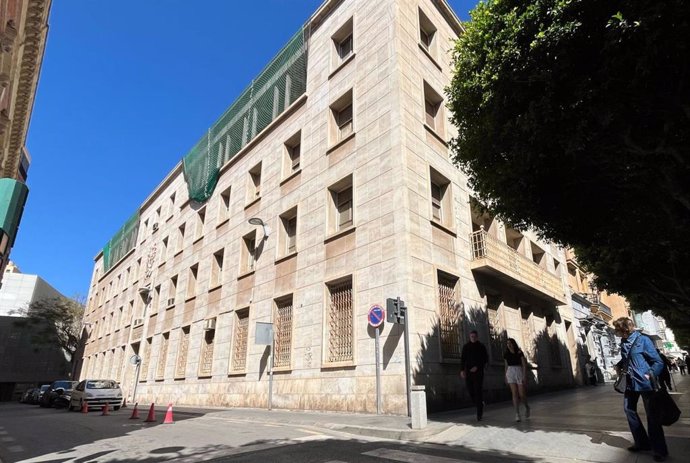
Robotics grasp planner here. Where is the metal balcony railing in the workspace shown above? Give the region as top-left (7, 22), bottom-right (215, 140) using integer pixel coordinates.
top-left (470, 229), bottom-right (566, 304)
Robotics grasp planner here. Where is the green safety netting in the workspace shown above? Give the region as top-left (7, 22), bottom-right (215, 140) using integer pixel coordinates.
top-left (183, 27), bottom-right (308, 203)
top-left (103, 212), bottom-right (140, 273)
top-left (102, 26), bottom-right (308, 270)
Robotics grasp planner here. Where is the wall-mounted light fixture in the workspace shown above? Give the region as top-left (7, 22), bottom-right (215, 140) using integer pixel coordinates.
top-left (248, 217), bottom-right (271, 240)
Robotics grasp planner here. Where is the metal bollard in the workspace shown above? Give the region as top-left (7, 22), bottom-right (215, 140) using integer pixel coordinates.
top-left (410, 385), bottom-right (427, 429)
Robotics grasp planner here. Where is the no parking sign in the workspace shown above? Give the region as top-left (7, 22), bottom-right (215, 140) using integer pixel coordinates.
top-left (368, 304), bottom-right (385, 328)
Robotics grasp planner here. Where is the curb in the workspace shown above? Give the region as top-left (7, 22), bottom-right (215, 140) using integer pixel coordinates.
top-left (325, 422), bottom-right (454, 441)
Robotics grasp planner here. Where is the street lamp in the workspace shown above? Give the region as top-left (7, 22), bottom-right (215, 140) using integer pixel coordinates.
top-left (248, 217), bottom-right (271, 240)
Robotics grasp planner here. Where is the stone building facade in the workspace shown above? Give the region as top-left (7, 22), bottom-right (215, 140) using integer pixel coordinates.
top-left (82, 0), bottom-right (577, 415)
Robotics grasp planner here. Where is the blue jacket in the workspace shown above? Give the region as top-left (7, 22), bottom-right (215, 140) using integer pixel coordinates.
top-left (618, 331), bottom-right (665, 392)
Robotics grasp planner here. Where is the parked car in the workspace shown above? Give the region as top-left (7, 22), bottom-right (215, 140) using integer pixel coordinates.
top-left (18, 387), bottom-right (35, 403)
top-left (31, 385), bottom-right (50, 404)
top-left (69, 379), bottom-right (123, 411)
top-left (39, 380), bottom-right (77, 408)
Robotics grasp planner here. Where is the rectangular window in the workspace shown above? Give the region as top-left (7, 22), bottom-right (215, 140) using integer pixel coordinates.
top-left (283, 131), bottom-right (301, 176)
top-left (199, 327), bottom-right (215, 377)
top-left (423, 81), bottom-right (444, 135)
top-left (175, 326), bottom-right (190, 378)
top-left (187, 264), bottom-right (198, 299)
top-left (168, 192), bottom-right (176, 218)
top-left (168, 275), bottom-right (177, 307)
top-left (195, 208), bottom-right (206, 239)
top-left (231, 309), bottom-right (249, 372)
top-left (139, 337), bottom-right (152, 382)
top-left (152, 285), bottom-right (161, 314)
top-left (438, 272), bottom-right (462, 359)
top-left (429, 167), bottom-right (451, 228)
top-left (487, 294), bottom-right (505, 364)
top-left (279, 208), bottom-right (298, 257)
top-left (419, 9), bottom-right (437, 55)
top-left (210, 248), bottom-right (224, 288)
top-left (326, 277), bottom-right (354, 364)
top-left (156, 332), bottom-right (169, 380)
top-left (328, 175), bottom-right (354, 234)
top-left (247, 163), bottom-right (262, 201)
top-left (177, 224), bottom-right (185, 253)
top-left (331, 17), bottom-right (354, 68)
top-left (329, 89), bottom-right (354, 144)
top-left (242, 232), bottom-right (257, 273)
top-left (338, 34), bottom-right (353, 60)
top-left (161, 236), bottom-right (168, 261)
top-left (218, 186), bottom-right (231, 224)
top-left (274, 295), bottom-right (294, 369)
top-left (531, 242), bottom-right (546, 268)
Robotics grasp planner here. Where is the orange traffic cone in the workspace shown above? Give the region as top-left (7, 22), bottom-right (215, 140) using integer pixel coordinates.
top-left (129, 402), bottom-right (140, 419)
top-left (81, 401), bottom-right (89, 414)
top-left (163, 403), bottom-right (174, 424)
top-left (144, 403), bottom-right (156, 423)
top-left (101, 402), bottom-right (110, 416)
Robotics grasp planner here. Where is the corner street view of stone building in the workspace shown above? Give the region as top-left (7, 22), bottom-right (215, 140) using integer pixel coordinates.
top-left (1, 1), bottom-right (688, 462)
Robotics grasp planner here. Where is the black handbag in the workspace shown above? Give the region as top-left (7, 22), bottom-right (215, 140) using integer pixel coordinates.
top-left (613, 374), bottom-right (627, 394)
top-left (650, 388), bottom-right (681, 426)
top-left (613, 335), bottom-right (642, 394)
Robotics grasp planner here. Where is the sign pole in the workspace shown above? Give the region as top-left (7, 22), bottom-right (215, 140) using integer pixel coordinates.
top-left (268, 339), bottom-right (274, 411)
top-left (375, 326), bottom-right (381, 415)
top-left (401, 296), bottom-right (411, 417)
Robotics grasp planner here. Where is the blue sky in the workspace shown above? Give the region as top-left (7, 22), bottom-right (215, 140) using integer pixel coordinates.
top-left (15, 0), bottom-right (477, 297)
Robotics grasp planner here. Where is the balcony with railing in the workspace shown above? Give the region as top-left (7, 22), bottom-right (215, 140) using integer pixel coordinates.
top-left (470, 228), bottom-right (566, 305)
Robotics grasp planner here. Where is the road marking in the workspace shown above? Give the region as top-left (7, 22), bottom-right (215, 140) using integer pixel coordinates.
top-left (0, 436), bottom-right (15, 443)
top-left (363, 448), bottom-right (476, 463)
top-left (292, 434), bottom-right (330, 442)
top-left (7, 445), bottom-right (23, 453)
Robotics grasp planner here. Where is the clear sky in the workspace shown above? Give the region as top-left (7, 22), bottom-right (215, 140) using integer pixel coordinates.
top-left (15, 0), bottom-right (477, 298)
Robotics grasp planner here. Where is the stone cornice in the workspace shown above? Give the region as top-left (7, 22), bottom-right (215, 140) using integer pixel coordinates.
top-left (2, 0), bottom-right (51, 178)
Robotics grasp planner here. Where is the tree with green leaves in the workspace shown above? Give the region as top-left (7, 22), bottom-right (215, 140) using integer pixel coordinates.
top-left (12, 296), bottom-right (85, 363)
top-left (447, 0), bottom-right (690, 344)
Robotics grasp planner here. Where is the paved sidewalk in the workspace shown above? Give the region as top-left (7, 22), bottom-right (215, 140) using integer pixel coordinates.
top-left (167, 372), bottom-right (689, 462)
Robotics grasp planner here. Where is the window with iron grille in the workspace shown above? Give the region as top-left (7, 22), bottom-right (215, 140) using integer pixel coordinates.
top-left (326, 278), bottom-right (354, 364)
top-left (199, 329), bottom-right (215, 377)
top-left (156, 332), bottom-right (169, 380)
top-left (438, 272), bottom-right (462, 359)
top-left (139, 337), bottom-right (152, 382)
top-left (546, 313), bottom-right (562, 366)
top-left (486, 295), bottom-right (506, 363)
top-left (175, 326), bottom-right (189, 378)
top-left (231, 309), bottom-right (250, 372)
top-left (274, 296), bottom-right (294, 369)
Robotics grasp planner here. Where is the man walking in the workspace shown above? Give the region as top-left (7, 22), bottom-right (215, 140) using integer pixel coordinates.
top-left (460, 330), bottom-right (489, 421)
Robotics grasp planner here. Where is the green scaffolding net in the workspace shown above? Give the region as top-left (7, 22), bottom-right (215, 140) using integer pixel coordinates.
top-left (102, 212), bottom-right (140, 273)
top-left (102, 26), bottom-right (308, 272)
top-left (182, 27), bottom-right (308, 203)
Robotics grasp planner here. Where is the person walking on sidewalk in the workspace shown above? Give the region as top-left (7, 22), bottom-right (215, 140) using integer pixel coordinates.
top-left (656, 349), bottom-right (673, 391)
top-left (584, 355), bottom-right (598, 386)
top-left (460, 330), bottom-right (488, 421)
top-left (504, 338), bottom-right (530, 422)
top-left (613, 317), bottom-right (668, 462)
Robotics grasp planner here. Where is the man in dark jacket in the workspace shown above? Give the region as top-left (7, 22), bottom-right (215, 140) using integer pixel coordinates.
top-left (460, 330), bottom-right (489, 421)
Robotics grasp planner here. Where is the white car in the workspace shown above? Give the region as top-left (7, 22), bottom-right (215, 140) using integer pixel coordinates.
top-left (69, 379), bottom-right (123, 411)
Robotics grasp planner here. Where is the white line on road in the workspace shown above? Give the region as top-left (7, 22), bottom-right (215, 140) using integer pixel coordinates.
top-left (363, 448), bottom-right (476, 463)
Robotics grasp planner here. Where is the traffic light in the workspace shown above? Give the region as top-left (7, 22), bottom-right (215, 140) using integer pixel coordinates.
top-left (386, 297), bottom-right (407, 324)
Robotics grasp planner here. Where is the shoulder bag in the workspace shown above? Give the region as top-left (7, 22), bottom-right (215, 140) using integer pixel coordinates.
top-left (613, 335), bottom-right (642, 394)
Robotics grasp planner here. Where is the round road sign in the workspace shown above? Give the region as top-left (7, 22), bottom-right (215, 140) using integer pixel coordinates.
top-left (368, 304), bottom-right (385, 328)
